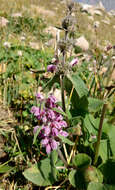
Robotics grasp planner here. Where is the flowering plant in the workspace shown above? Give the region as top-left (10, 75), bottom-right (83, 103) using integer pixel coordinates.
top-left (31, 93), bottom-right (68, 154)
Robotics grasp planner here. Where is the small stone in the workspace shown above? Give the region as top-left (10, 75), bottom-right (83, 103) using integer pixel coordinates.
top-left (102, 19), bottom-right (110, 25)
top-left (0, 17), bottom-right (9, 27)
top-left (94, 21), bottom-right (100, 28)
top-left (75, 36), bottom-right (89, 51)
top-left (11, 13), bottom-right (22, 17)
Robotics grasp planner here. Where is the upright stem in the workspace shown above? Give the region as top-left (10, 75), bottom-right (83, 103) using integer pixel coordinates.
top-left (57, 148), bottom-right (68, 168)
top-left (60, 75), bottom-right (66, 112)
top-left (93, 103), bottom-right (107, 165)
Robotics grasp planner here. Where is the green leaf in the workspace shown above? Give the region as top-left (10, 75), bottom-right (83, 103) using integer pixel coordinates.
top-left (84, 114), bottom-right (99, 136)
top-left (87, 182), bottom-right (115, 190)
top-left (84, 166), bottom-right (103, 184)
top-left (99, 159), bottom-right (115, 184)
top-left (58, 135), bottom-right (74, 146)
top-left (23, 157), bottom-right (58, 186)
top-left (42, 74), bottom-right (60, 92)
top-left (0, 164), bottom-right (14, 173)
top-left (50, 150), bottom-right (58, 166)
top-left (99, 140), bottom-right (108, 162)
top-left (88, 98), bottom-right (103, 112)
top-left (87, 182), bottom-right (106, 190)
top-left (33, 126), bottom-right (42, 144)
top-left (69, 169), bottom-right (85, 188)
top-left (67, 73), bottom-right (88, 98)
top-left (52, 107), bottom-right (67, 117)
top-left (103, 123), bottom-right (115, 156)
top-left (72, 153), bottom-right (91, 169)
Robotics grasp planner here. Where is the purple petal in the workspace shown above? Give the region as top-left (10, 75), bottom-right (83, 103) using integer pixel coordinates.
top-left (41, 138), bottom-right (49, 146)
top-left (69, 58), bottom-right (78, 67)
top-left (33, 125), bottom-right (40, 134)
top-left (50, 139), bottom-right (58, 150)
top-left (56, 115), bottom-right (63, 121)
top-left (46, 144), bottom-right (51, 154)
top-left (47, 65), bottom-right (56, 73)
top-left (52, 127), bottom-right (59, 136)
top-left (44, 126), bottom-right (51, 136)
top-left (36, 93), bottom-right (44, 100)
top-left (46, 95), bottom-right (57, 108)
top-left (59, 130), bottom-right (68, 137)
top-left (47, 109), bottom-right (55, 120)
top-left (59, 121), bottom-right (67, 128)
top-left (51, 121), bottom-right (62, 129)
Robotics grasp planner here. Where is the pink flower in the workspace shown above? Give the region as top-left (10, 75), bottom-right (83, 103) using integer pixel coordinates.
top-left (31, 93), bottom-right (68, 154)
top-left (36, 93), bottom-right (44, 100)
top-left (41, 138), bottom-right (49, 146)
top-left (44, 126), bottom-right (51, 136)
top-left (33, 126), bottom-right (40, 134)
top-left (69, 58), bottom-right (78, 67)
top-left (46, 144), bottom-right (51, 154)
top-left (59, 121), bottom-right (67, 128)
top-left (50, 139), bottom-right (58, 150)
top-left (52, 128), bottom-right (59, 136)
top-left (59, 130), bottom-right (68, 137)
top-left (47, 64), bottom-right (56, 73)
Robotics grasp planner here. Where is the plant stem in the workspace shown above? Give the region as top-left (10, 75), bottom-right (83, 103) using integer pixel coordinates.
top-left (57, 148), bottom-right (68, 168)
top-left (60, 75), bottom-right (66, 112)
top-left (93, 103), bottom-right (107, 166)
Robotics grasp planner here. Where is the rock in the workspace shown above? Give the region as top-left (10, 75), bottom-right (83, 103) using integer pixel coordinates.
top-left (102, 19), bottom-right (110, 25)
top-left (108, 10), bottom-right (115, 17)
top-left (95, 2), bottom-right (105, 11)
top-left (3, 42), bottom-right (11, 48)
top-left (11, 13), bottom-right (22, 17)
top-left (94, 10), bottom-right (103, 16)
top-left (75, 36), bottom-right (89, 51)
top-left (45, 39), bottom-right (56, 47)
top-left (113, 25), bottom-right (115, 29)
top-left (80, 3), bottom-right (93, 13)
top-left (29, 42), bottom-right (40, 50)
top-left (0, 17), bottom-right (9, 27)
top-left (88, 16), bottom-right (94, 21)
top-left (94, 21), bottom-right (100, 28)
top-left (80, 3), bottom-right (103, 16)
top-left (45, 26), bottom-right (60, 38)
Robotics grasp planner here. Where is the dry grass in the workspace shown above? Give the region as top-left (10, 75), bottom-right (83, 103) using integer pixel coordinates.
top-left (0, 0), bottom-right (115, 46)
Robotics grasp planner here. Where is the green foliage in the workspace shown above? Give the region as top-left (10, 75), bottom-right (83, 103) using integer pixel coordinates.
top-left (72, 153), bottom-right (91, 169)
top-left (88, 97), bottom-right (104, 112)
top-left (87, 182), bottom-right (115, 190)
top-left (69, 166), bottom-right (103, 188)
top-left (0, 164), bottom-right (14, 173)
top-left (58, 135), bottom-right (74, 146)
top-left (67, 73), bottom-right (88, 98)
top-left (99, 159), bottom-right (115, 185)
top-left (23, 151), bottom-right (58, 186)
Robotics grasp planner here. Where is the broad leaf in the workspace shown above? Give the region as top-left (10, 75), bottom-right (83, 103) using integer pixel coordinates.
top-left (0, 164), bottom-right (14, 173)
top-left (69, 169), bottom-right (85, 188)
top-left (72, 153), bottom-right (91, 169)
top-left (103, 123), bottom-right (115, 156)
top-left (83, 166), bottom-right (103, 184)
top-left (99, 159), bottom-right (115, 184)
top-left (87, 182), bottom-right (115, 190)
top-left (88, 98), bottom-right (103, 112)
top-left (99, 140), bottom-right (108, 162)
top-left (23, 157), bottom-right (58, 186)
top-left (67, 73), bottom-right (88, 98)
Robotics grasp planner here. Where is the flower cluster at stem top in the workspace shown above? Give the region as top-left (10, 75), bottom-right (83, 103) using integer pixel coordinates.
top-left (31, 93), bottom-right (68, 154)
